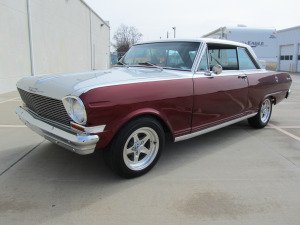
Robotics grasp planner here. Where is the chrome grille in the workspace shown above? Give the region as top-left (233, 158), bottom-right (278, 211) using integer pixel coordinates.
top-left (18, 88), bottom-right (71, 126)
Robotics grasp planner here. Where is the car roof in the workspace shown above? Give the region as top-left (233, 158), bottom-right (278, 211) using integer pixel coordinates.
top-left (136, 38), bottom-right (250, 48)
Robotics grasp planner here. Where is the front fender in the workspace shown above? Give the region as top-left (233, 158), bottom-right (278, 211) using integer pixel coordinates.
top-left (80, 78), bottom-right (194, 149)
top-left (95, 108), bottom-right (173, 149)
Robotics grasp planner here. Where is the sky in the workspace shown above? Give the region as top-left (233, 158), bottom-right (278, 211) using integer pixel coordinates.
top-left (84, 0), bottom-right (299, 43)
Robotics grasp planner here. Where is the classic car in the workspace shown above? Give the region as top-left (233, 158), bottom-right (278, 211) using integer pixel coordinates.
top-left (15, 39), bottom-right (292, 178)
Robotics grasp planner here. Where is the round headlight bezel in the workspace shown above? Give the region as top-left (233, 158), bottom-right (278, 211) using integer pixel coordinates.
top-left (62, 96), bottom-right (87, 125)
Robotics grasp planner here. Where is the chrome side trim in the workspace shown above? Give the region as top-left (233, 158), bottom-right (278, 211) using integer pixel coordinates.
top-left (85, 125), bottom-right (106, 133)
top-left (70, 122), bottom-right (106, 134)
top-left (16, 106), bottom-right (99, 155)
top-left (175, 113), bottom-right (257, 142)
top-left (193, 69), bottom-right (266, 78)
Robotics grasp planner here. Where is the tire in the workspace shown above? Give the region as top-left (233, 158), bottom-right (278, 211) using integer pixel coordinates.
top-left (248, 98), bottom-right (272, 128)
top-left (104, 117), bottom-right (165, 178)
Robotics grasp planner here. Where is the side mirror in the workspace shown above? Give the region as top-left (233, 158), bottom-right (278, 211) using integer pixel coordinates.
top-left (212, 64), bottom-right (223, 75)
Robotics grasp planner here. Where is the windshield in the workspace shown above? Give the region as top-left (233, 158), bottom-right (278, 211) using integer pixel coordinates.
top-left (121, 42), bottom-right (200, 71)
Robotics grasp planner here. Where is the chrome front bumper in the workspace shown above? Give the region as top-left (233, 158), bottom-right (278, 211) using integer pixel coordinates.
top-left (15, 106), bottom-right (99, 155)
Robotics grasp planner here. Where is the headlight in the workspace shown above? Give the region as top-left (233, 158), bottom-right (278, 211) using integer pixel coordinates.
top-left (62, 96), bottom-right (87, 125)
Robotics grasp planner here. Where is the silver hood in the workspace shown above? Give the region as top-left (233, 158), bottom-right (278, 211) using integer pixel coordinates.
top-left (16, 67), bottom-right (191, 100)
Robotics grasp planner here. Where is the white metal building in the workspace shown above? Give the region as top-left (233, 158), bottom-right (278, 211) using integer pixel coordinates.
top-left (277, 26), bottom-right (300, 73)
top-left (0, 0), bottom-right (110, 94)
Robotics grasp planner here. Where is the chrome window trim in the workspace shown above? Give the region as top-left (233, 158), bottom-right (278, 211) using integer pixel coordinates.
top-left (194, 42), bottom-right (211, 74)
top-left (192, 42), bottom-right (265, 78)
top-left (191, 42), bottom-right (205, 73)
top-left (193, 69), bottom-right (266, 78)
top-left (194, 70), bottom-right (243, 78)
top-left (237, 47), bottom-right (260, 70)
top-left (242, 69), bottom-right (267, 74)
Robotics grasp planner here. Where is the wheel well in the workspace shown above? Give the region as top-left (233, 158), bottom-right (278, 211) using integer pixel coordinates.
top-left (122, 114), bottom-right (173, 141)
top-left (269, 96), bottom-right (276, 105)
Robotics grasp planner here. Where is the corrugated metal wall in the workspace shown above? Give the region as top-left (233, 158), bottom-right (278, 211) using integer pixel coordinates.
top-left (277, 26), bottom-right (300, 73)
top-left (0, 0), bottom-right (110, 94)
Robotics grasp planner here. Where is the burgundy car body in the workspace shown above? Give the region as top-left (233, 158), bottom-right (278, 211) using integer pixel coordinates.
top-left (15, 39), bottom-right (292, 154)
top-left (80, 69), bottom-right (291, 149)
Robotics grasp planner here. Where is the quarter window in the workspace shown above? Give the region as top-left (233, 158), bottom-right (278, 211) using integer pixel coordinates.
top-left (237, 48), bottom-right (257, 70)
top-left (197, 51), bottom-right (208, 71)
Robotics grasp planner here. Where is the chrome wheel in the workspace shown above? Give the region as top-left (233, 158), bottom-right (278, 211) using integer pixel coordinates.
top-left (123, 127), bottom-right (159, 171)
top-left (260, 99), bottom-right (271, 123)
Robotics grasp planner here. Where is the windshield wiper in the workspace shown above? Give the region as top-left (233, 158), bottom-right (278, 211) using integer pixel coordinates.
top-left (114, 61), bottom-right (129, 68)
top-left (138, 62), bottom-right (163, 71)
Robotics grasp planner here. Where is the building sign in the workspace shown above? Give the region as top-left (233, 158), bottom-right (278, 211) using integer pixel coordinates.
top-left (241, 41), bottom-right (265, 48)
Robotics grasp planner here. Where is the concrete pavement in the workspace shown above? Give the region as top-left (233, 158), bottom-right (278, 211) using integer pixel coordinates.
top-left (0, 75), bottom-right (299, 225)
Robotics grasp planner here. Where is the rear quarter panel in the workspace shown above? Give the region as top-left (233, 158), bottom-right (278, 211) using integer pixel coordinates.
top-left (80, 79), bottom-right (194, 149)
top-left (245, 70), bottom-right (292, 110)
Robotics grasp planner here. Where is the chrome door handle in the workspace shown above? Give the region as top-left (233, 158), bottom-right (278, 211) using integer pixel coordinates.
top-left (238, 75), bottom-right (247, 79)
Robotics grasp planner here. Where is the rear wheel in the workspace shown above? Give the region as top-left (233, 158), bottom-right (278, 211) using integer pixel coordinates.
top-left (104, 117), bottom-right (165, 178)
top-left (248, 98), bottom-right (272, 128)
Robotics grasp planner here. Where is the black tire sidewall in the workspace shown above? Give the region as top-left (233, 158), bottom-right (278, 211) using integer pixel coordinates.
top-left (110, 117), bottom-right (165, 178)
top-left (248, 98), bottom-right (273, 128)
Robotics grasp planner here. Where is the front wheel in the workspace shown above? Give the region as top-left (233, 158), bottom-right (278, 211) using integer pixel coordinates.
top-left (248, 98), bottom-right (272, 128)
top-left (104, 117), bottom-right (165, 178)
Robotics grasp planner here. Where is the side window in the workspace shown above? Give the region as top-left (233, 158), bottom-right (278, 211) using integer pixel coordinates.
top-left (208, 48), bottom-right (238, 70)
top-left (197, 51), bottom-right (208, 71)
top-left (237, 48), bottom-right (257, 70)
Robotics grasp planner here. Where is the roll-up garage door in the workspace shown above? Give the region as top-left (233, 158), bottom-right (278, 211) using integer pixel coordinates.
top-left (297, 45), bottom-right (300, 72)
top-left (279, 45), bottom-right (294, 72)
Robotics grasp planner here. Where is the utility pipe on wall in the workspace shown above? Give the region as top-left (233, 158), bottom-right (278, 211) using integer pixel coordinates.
top-left (26, 0), bottom-right (35, 76)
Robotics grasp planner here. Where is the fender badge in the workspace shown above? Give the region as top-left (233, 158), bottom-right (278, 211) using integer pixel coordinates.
top-left (28, 87), bottom-right (43, 94)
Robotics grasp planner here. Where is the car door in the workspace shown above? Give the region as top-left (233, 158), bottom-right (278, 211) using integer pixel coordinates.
top-left (192, 44), bottom-right (249, 131)
top-left (237, 46), bottom-right (275, 112)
